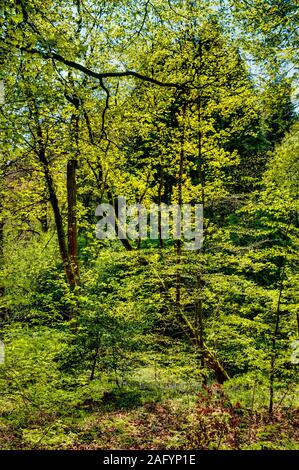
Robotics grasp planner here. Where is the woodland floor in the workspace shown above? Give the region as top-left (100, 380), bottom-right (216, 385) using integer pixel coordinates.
top-left (1, 388), bottom-right (298, 450)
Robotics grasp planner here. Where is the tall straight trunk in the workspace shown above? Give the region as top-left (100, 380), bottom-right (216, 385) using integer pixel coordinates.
top-left (195, 274), bottom-right (205, 370)
top-left (158, 167), bottom-right (164, 249)
top-left (196, 91), bottom-right (206, 372)
top-left (67, 158), bottom-right (79, 282)
top-left (269, 285), bottom-right (283, 415)
top-left (40, 189), bottom-right (48, 232)
top-left (0, 217), bottom-right (6, 321)
top-left (198, 93), bottom-right (205, 208)
top-left (268, 228), bottom-right (289, 415)
top-left (67, 106), bottom-right (80, 283)
top-left (176, 103), bottom-right (185, 306)
top-left (39, 147), bottom-right (77, 291)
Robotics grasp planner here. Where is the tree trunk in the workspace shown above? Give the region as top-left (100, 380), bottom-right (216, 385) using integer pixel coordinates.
top-left (196, 274), bottom-right (205, 370)
top-left (67, 158), bottom-right (80, 282)
top-left (39, 148), bottom-right (77, 291)
top-left (39, 189), bottom-right (48, 232)
top-left (158, 167), bottom-right (164, 248)
top-left (107, 191), bottom-right (133, 251)
top-left (0, 217), bottom-right (6, 321)
top-left (269, 280), bottom-right (283, 415)
top-left (269, 229), bottom-right (289, 415)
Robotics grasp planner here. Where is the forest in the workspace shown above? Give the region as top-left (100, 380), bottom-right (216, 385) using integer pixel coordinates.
top-left (0, 0), bottom-right (298, 451)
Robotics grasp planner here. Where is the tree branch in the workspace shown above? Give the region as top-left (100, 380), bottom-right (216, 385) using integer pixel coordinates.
top-left (19, 46), bottom-right (183, 89)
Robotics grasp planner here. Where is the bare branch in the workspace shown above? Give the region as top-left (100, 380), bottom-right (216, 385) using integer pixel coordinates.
top-left (18, 46), bottom-right (183, 89)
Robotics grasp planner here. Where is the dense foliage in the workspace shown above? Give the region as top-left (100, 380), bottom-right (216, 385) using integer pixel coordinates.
top-left (0, 0), bottom-right (298, 450)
